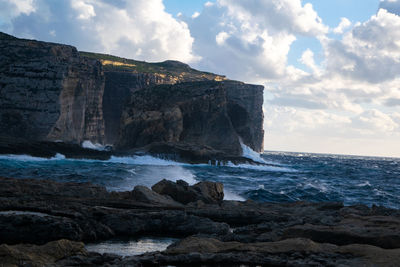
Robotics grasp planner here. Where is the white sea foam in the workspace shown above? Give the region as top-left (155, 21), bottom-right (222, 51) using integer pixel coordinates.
top-left (240, 141), bottom-right (267, 164)
top-left (226, 161), bottom-right (296, 172)
top-left (224, 190), bottom-right (245, 201)
top-left (356, 181), bottom-right (371, 187)
top-left (0, 153), bottom-right (65, 162)
top-left (108, 155), bottom-right (186, 166)
top-left (81, 140), bottom-right (109, 151)
top-left (304, 182), bottom-right (328, 193)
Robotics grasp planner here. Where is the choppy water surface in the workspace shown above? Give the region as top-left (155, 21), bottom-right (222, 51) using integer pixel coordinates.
top-left (0, 151), bottom-right (399, 209)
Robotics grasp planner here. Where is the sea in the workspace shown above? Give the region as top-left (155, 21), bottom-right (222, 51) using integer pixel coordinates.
top-left (0, 145), bottom-right (399, 209)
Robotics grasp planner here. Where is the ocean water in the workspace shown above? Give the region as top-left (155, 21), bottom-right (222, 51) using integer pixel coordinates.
top-left (0, 151), bottom-right (399, 209)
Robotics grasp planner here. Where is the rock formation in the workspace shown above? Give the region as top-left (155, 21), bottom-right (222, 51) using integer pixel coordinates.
top-left (0, 32), bottom-right (105, 144)
top-left (0, 32), bottom-right (264, 160)
top-left (1, 177), bottom-right (400, 266)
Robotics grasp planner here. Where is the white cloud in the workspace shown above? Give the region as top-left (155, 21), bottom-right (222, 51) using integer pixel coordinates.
top-left (299, 49), bottom-right (320, 75)
top-left (0, 0), bottom-right (197, 63)
top-left (323, 9), bottom-right (400, 83)
top-left (191, 11), bottom-right (200, 18)
top-left (9, 0), bottom-right (35, 15)
top-left (189, 0), bottom-right (327, 81)
top-left (71, 0), bottom-right (96, 20)
top-left (333, 17), bottom-right (351, 34)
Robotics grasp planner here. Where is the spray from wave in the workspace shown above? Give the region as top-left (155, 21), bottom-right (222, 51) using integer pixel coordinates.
top-left (81, 140), bottom-right (110, 151)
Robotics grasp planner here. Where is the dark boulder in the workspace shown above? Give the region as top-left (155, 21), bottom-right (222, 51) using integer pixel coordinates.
top-left (151, 179), bottom-right (224, 204)
top-left (130, 185), bottom-right (183, 207)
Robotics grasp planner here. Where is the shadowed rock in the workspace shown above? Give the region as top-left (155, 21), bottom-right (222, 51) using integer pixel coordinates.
top-left (130, 185), bottom-right (183, 207)
top-left (152, 179), bottom-right (224, 204)
top-left (0, 239), bottom-right (86, 267)
top-left (1, 177), bottom-right (400, 266)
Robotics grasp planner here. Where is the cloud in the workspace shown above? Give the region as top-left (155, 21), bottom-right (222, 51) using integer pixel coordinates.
top-left (0, 0), bottom-right (35, 30)
top-left (0, 0), bottom-right (197, 63)
top-left (380, 0), bottom-right (400, 15)
top-left (333, 17), bottom-right (351, 34)
top-left (324, 9), bottom-right (400, 84)
top-left (188, 0), bottom-right (327, 81)
top-left (71, 0), bottom-right (96, 20)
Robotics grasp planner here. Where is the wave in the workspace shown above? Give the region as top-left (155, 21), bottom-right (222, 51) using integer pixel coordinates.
top-left (226, 161), bottom-right (296, 172)
top-left (108, 155), bottom-right (187, 166)
top-left (0, 153), bottom-right (294, 173)
top-left (223, 190), bottom-right (245, 201)
top-left (240, 141), bottom-right (267, 164)
top-left (0, 153), bottom-right (66, 162)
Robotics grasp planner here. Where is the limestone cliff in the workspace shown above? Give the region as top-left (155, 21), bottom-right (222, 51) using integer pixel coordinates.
top-left (0, 32), bottom-right (105, 144)
top-left (117, 81), bottom-right (264, 156)
top-left (0, 32), bottom-right (264, 159)
top-left (81, 52), bottom-right (227, 145)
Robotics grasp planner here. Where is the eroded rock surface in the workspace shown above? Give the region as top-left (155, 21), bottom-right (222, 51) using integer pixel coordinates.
top-left (0, 32), bottom-right (105, 144)
top-left (1, 177), bottom-right (400, 266)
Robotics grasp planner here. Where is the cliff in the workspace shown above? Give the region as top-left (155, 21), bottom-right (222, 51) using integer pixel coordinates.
top-left (0, 32), bottom-right (264, 159)
top-left (81, 51), bottom-right (228, 145)
top-left (118, 81), bottom-right (264, 158)
top-left (0, 32), bottom-right (105, 144)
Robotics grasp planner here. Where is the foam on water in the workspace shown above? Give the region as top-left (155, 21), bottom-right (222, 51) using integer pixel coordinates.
top-left (108, 155), bottom-right (186, 166)
top-left (226, 161), bottom-right (296, 172)
top-left (81, 140), bottom-right (109, 151)
top-left (224, 190), bottom-right (245, 201)
top-left (240, 141), bottom-right (268, 164)
top-left (0, 153), bottom-right (66, 162)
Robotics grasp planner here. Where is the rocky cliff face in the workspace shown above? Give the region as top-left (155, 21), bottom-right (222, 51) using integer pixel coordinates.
top-left (226, 82), bottom-right (264, 152)
top-left (117, 80), bottom-right (263, 156)
top-left (0, 32), bottom-right (105, 144)
top-left (102, 72), bottom-right (177, 144)
top-left (0, 32), bottom-right (264, 158)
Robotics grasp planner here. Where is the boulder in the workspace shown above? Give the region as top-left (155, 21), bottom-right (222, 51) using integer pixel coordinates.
top-left (151, 179), bottom-right (199, 204)
top-left (151, 179), bottom-right (224, 204)
top-left (130, 185), bottom-right (183, 207)
top-left (192, 181), bottom-right (224, 204)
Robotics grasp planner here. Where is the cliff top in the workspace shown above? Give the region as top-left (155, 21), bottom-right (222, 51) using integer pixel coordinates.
top-left (0, 32), bottom-right (17, 40)
top-left (80, 51), bottom-right (226, 82)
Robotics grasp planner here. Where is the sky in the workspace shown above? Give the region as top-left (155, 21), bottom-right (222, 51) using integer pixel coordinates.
top-left (0, 0), bottom-right (399, 157)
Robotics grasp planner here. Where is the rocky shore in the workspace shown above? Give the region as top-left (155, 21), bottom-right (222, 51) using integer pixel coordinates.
top-left (1, 177), bottom-right (400, 266)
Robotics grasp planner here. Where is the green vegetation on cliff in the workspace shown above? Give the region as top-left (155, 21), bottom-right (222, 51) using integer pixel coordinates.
top-left (80, 51), bottom-right (226, 82)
